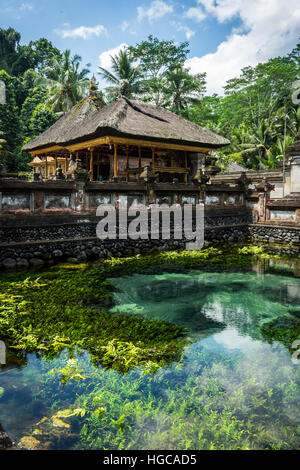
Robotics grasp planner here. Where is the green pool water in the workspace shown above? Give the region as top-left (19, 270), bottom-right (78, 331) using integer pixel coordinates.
top-left (1, 263), bottom-right (300, 450)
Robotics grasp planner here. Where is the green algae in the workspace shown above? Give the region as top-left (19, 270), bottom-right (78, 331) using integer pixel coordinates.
top-left (0, 245), bottom-right (299, 371)
top-left (1, 244), bottom-right (300, 450)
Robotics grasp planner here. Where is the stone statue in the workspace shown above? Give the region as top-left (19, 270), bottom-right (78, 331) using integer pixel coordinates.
top-left (66, 154), bottom-right (77, 180)
top-left (139, 166), bottom-right (158, 183)
top-left (33, 167), bottom-right (43, 181)
top-left (68, 154), bottom-right (77, 171)
top-left (54, 164), bottom-right (65, 180)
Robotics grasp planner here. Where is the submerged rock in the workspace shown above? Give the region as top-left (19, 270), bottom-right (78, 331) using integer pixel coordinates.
top-left (2, 258), bottom-right (17, 269)
top-left (29, 258), bottom-right (45, 267)
top-left (18, 435), bottom-right (41, 450)
top-left (51, 417), bottom-right (70, 429)
top-left (16, 258), bottom-right (29, 269)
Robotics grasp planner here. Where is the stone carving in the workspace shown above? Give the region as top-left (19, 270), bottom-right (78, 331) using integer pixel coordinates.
top-left (54, 164), bottom-right (65, 180)
top-left (256, 177), bottom-right (275, 193)
top-left (139, 166), bottom-right (158, 183)
top-left (204, 155), bottom-right (221, 178)
top-left (236, 172), bottom-right (251, 190)
top-left (192, 169), bottom-right (209, 186)
top-left (33, 167), bottom-right (43, 181)
top-left (66, 155), bottom-right (90, 182)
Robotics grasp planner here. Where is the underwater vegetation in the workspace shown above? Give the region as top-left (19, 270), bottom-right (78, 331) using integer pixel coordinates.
top-left (0, 245), bottom-right (300, 450)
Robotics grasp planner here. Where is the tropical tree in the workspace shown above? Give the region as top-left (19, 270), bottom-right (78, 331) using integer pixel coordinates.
top-left (0, 70), bottom-right (22, 170)
top-left (0, 130), bottom-right (11, 159)
top-left (269, 135), bottom-right (295, 164)
top-left (0, 28), bottom-right (61, 77)
top-left (288, 38), bottom-right (300, 66)
top-left (188, 95), bottom-right (223, 131)
top-left (129, 35), bottom-right (190, 105)
top-left (28, 103), bottom-right (57, 138)
top-left (98, 48), bottom-right (143, 100)
top-left (37, 50), bottom-right (90, 114)
top-left (0, 27), bottom-right (22, 75)
top-left (163, 66), bottom-right (206, 115)
top-left (221, 57), bottom-right (298, 130)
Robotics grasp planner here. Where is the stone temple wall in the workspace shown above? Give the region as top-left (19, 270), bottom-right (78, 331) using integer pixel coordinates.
top-left (1, 177), bottom-right (300, 270)
top-left (0, 209), bottom-right (250, 270)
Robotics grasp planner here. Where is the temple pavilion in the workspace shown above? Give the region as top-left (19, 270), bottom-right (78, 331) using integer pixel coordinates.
top-left (23, 94), bottom-right (230, 183)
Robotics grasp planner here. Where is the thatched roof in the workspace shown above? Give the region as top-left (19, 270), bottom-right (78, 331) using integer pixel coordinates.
top-left (286, 133), bottom-right (300, 158)
top-left (23, 96), bottom-right (230, 152)
top-left (23, 94), bottom-right (105, 152)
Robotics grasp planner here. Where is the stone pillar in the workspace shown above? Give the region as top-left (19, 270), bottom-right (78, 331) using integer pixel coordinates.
top-left (34, 191), bottom-right (44, 213)
top-left (290, 156), bottom-right (300, 193)
top-left (73, 155), bottom-right (90, 212)
top-left (256, 178), bottom-right (275, 222)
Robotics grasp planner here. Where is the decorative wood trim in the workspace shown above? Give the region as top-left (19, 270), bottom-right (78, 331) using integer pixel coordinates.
top-left (29, 136), bottom-right (212, 155)
top-left (107, 136), bottom-right (212, 153)
top-left (65, 137), bottom-right (109, 152)
top-left (29, 146), bottom-right (64, 156)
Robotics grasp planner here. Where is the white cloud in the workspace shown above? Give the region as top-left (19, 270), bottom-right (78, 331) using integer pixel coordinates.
top-left (184, 6), bottom-right (206, 22)
top-left (137, 0), bottom-right (173, 22)
top-left (19, 3), bottom-right (34, 11)
top-left (185, 0), bottom-right (300, 95)
top-left (55, 24), bottom-right (108, 40)
top-left (173, 23), bottom-right (195, 40)
top-left (4, 2), bottom-right (34, 18)
top-left (121, 21), bottom-right (129, 31)
top-left (99, 43), bottom-right (128, 70)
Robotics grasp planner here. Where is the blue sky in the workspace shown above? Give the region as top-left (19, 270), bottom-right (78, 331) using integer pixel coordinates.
top-left (1, 0), bottom-right (300, 95)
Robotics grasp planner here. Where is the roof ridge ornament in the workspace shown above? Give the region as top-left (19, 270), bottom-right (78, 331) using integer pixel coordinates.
top-left (88, 75), bottom-right (99, 98)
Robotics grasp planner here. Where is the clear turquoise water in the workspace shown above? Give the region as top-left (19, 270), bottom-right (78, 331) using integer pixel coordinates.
top-left (109, 268), bottom-right (300, 343)
top-left (1, 264), bottom-right (300, 449)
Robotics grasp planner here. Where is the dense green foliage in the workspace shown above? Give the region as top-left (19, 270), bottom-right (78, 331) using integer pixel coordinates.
top-left (0, 27), bottom-right (299, 171)
top-left (0, 31), bottom-right (91, 170)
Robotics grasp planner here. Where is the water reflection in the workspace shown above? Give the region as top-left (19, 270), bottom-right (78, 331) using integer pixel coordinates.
top-left (109, 259), bottom-right (300, 347)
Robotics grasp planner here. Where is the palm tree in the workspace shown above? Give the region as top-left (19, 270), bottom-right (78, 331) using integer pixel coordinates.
top-left (98, 48), bottom-right (143, 100)
top-left (163, 66), bottom-right (206, 115)
top-left (37, 50), bottom-right (90, 114)
top-left (269, 135), bottom-right (294, 165)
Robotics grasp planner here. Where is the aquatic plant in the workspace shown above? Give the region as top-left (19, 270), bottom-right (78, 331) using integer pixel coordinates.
top-left (1, 244), bottom-right (300, 450)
